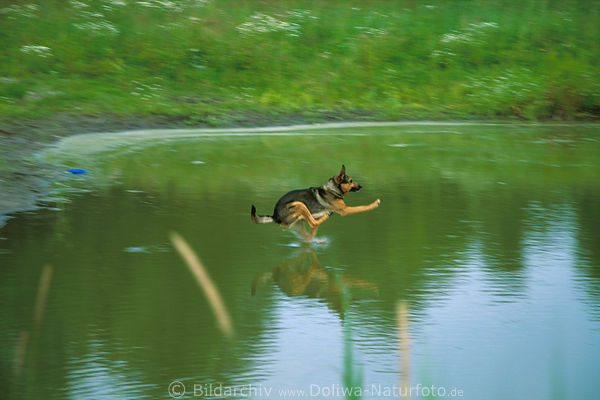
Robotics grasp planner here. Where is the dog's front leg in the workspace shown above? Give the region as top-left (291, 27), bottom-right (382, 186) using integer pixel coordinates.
top-left (336, 199), bottom-right (380, 216)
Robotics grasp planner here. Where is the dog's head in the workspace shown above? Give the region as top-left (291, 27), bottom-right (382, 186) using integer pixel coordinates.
top-left (332, 165), bottom-right (362, 194)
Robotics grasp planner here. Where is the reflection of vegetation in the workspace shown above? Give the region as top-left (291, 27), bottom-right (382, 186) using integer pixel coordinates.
top-left (44, 124), bottom-right (600, 187)
top-left (3, 125), bottom-right (600, 399)
top-left (343, 304), bottom-right (363, 400)
top-left (1, 192), bottom-right (277, 399)
top-left (1, 0), bottom-right (599, 122)
top-left (575, 186), bottom-right (600, 307)
top-left (170, 232), bottom-right (234, 337)
top-left (46, 125), bottom-right (600, 309)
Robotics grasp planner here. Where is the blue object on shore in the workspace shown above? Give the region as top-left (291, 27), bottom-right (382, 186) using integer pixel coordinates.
top-left (67, 168), bottom-right (88, 174)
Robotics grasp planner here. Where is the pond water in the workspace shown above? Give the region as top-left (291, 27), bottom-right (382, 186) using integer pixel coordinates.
top-left (1, 123), bottom-right (600, 399)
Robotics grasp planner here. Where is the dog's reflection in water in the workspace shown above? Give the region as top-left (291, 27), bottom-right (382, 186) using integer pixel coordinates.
top-left (251, 246), bottom-right (378, 315)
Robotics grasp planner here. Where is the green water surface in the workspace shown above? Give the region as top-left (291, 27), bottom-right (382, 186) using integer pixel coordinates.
top-left (1, 123), bottom-right (600, 399)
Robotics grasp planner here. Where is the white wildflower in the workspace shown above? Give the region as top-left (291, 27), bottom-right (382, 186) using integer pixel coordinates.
top-left (74, 21), bottom-right (120, 36)
top-left (237, 10), bottom-right (314, 36)
top-left (431, 49), bottom-right (456, 58)
top-left (355, 26), bottom-right (387, 36)
top-left (440, 31), bottom-right (474, 44)
top-left (137, 0), bottom-right (183, 12)
top-left (20, 45), bottom-right (53, 57)
top-left (1, 4), bottom-right (39, 19)
top-left (438, 21), bottom-right (499, 46)
top-left (70, 1), bottom-right (90, 10)
top-left (468, 21), bottom-right (499, 30)
top-left (130, 80), bottom-right (166, 100)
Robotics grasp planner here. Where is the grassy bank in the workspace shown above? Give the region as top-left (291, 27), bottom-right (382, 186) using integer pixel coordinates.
top-left (1, 0), bottom-right (600, 125)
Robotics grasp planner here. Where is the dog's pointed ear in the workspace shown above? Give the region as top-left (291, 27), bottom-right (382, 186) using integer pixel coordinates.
top-left (334, 164), bottom-right (346, 184)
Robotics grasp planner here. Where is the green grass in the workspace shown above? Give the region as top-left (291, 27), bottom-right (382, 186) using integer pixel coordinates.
top-left (1, 0), bottom-right (599, 124)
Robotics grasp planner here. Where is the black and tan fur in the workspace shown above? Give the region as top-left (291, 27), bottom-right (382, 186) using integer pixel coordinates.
top-left (251, 165), bottom-right (380, 240)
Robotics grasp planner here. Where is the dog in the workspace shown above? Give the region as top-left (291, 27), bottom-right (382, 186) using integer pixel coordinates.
top-left (251, 165), bottom-right (380, 240)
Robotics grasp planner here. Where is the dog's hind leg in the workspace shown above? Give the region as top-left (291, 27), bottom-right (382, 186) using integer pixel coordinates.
top-left (286, 201), bottom-right (329, 228)
top-left (306, 226), bottom-right (319, 240)
top-left (289, 222), bottom-right (320, 241)
top-left (286, 201), bottom-right (329, 241)
top-left (288, 219), bottom-right (309, 239)
top-left (288, 220), bottom-right (319, 241)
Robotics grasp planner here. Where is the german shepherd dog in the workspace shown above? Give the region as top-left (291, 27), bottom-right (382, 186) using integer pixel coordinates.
top-left (251, 165), bottom-right (380, 240)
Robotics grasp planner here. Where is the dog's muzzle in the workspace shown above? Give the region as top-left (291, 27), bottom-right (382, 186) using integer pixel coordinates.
top-left (351, 184), bottom-right (362, 192)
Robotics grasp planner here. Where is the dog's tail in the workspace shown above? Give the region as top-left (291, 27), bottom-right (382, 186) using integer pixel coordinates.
top-left (251, 205), bottom-right (275, 224)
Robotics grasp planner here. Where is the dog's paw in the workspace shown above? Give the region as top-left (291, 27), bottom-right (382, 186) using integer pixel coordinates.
top-left (311, 237), bottom-right (329, 245)
top-left (373, 199), bottom-right (381, 207)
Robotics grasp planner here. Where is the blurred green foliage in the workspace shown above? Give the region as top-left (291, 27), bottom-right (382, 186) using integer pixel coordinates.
top-left (0, 0), bottom-right (599, 122)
